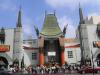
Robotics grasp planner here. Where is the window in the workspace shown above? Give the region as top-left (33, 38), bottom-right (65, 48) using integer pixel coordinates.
top-left (32, 53), bottom-right (37, 60)
top-left (68, 51), bottom-right (73, 58)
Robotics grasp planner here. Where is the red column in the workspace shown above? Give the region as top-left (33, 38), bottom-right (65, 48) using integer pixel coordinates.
top-left (39, 52), bottom-right (44, 65)
top-left (61, 50), bottom-right (65, 65)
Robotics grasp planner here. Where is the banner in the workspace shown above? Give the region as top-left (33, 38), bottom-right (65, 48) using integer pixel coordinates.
top-left (0, 45), bottom-right (10, 52)
top-left (65, 44), bottom-right (80, 48)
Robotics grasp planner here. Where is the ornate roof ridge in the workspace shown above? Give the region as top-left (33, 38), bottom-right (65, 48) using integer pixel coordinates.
top-left (40, 13), bottom-right (63, 37)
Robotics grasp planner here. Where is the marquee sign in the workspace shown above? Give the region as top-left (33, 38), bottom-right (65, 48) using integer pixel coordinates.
top-left (0, 45), bottom-right (10, 52)
top-left (48, 52), bottom-right (56, 56)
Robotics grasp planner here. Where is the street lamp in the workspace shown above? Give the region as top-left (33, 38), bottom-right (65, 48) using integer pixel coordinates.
top-left (91, 47), bottom-right (95, 75)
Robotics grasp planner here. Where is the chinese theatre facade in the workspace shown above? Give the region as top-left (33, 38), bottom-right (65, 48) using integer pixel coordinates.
top-left (38, 13), bottom-right (65, 66)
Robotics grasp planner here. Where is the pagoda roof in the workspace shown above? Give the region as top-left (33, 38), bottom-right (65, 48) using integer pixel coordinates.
top-left (40, 14), bottom-right (63, 37)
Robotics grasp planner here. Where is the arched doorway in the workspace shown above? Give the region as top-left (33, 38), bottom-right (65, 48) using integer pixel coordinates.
top-left (96, 54), bottom-right (100, 66)
top-left (0, 56), bottom-right (8, 68)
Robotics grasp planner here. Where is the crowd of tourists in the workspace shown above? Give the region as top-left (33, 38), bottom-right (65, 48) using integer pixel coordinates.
top-left (9, 63), bottom-right (81, 74)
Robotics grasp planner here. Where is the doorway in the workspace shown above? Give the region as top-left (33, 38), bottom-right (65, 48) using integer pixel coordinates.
top-left (0, 56), bottom-right (8, 69)
top-left (96, 54), bottom-right (100, 66)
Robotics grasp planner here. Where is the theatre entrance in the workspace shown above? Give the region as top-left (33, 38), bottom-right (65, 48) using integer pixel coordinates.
top-left (44, 39), bottom-right (61, 65)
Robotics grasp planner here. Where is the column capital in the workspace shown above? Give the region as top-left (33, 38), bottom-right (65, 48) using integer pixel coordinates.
top-left (39, 48), bottom-right (44, 53)
top-left (61, 46), bottom-right (64, 51)
top-left (59, 36), bottom-right (64, 47)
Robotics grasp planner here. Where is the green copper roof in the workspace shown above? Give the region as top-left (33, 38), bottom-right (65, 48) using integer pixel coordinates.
top-left (40, 14), bottom-right (62, 37)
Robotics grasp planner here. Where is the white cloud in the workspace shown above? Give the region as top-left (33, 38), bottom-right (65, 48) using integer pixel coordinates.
top-left (45, 0), bottom-right (100, 9)
top-left (84, 12), bottom-right (100, 21)
top-left (58, 16), bottom-right (76, 38)
top-left (22, 15), bottom-right (34, 38)
top-left (88, 13), bottom-right (100, 18)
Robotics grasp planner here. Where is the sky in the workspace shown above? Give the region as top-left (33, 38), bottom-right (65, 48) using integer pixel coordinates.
top-left (0, 0), bottom-right (100, 39)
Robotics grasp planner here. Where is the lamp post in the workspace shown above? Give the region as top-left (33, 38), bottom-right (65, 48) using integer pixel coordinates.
top-left (91, 47), bottom-right (95, 75)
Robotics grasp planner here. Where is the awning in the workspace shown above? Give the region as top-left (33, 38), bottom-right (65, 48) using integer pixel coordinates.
top-left (65, 44), bottom-right (80, 48)
top-left (23, 46), bottom-right (39, 50)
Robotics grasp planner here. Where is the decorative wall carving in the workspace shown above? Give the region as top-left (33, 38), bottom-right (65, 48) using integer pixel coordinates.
top-left (59, 36), bottom-right (64, 47)
top-left (38, 36), bottom-right (44, 48)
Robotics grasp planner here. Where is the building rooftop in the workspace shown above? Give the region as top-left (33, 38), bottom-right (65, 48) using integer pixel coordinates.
top-left (85, 16), bottom-right (100, 24)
